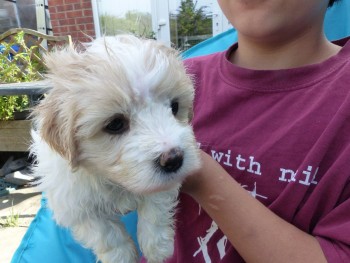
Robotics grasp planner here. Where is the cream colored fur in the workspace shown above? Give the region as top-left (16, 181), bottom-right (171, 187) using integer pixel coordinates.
top-left (30, 35), bottom-right (200, 263)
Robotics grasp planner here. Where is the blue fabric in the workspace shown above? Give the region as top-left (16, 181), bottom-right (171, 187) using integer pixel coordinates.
top-left (0, 44), bottom-right (20, 60)
top-left (11, 196), bottom-right (97, 263)
top-left (325, 0), bottom-right (350, 41)
top-left (182, 28), bottom-right (238, 59)
top-left (11, 195), bottom-right (140, 263)
top-left (12, 2), bottom-right (350, 262)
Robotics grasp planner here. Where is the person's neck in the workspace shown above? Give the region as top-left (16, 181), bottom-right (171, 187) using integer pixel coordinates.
top-left (230, 32), bottom-right (341, 70)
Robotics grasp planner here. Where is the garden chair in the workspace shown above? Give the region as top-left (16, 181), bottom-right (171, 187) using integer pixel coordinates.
top-left (0, 28), bottom-right (72, 82)
top-left (0, 28), bottom-right (72, 152)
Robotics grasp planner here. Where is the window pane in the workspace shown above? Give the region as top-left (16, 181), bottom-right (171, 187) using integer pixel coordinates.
top-left (169, 0), bottom-right (214, 50)
top-left (96, 0), bottom-right (154, 38)
top-left (0, 0), bottom-right (37, 34)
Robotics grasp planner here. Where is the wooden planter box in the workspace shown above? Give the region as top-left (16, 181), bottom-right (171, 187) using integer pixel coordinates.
top-left (0, 120), bottom-right (32, 152)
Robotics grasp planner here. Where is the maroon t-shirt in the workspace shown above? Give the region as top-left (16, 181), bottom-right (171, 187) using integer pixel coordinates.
top-left (169, 38), bottom-right (350, 262)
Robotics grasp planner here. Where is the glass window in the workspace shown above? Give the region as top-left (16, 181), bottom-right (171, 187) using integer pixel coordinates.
top-left (0, 0), bottom-right (37, 34)
top-left (94, 0), bottom-right (231, 49)
top-left (96, 0), bottom-right (154, 38)
top-left (169, 0), bottom-right (214, 50)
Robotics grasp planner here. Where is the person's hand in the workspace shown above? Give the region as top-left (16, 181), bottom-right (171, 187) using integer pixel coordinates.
top-left (182, 150), bottom-right (228, 197)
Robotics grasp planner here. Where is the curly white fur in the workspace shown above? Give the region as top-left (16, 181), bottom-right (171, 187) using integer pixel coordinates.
top-left (30, 35), bottom-right (200, 263)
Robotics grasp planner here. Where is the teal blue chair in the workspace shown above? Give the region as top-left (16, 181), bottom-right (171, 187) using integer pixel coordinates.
top-left (12, 194), bottom-right (139, 263)
top-left (12, 2), bottom-right (350, 262)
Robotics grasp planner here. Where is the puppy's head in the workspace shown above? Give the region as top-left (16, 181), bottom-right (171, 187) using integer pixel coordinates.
top-left (33, 35), bottom-right (200, 194)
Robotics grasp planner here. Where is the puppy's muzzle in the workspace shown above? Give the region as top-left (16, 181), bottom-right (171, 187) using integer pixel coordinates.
top-left (156, 147), bottom-right (184, 173)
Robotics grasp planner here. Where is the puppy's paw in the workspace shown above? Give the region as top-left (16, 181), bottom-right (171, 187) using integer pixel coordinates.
top-left (72, 219), bottom-right (139, 263)
top-left (97, 244), bottom-right (139, 263)
top-left (144, 242), bottom-right (174, 263)
top-left (143, 241), bottom-right (174, 263)
top-left (138, 222), bottom-right (175, 263)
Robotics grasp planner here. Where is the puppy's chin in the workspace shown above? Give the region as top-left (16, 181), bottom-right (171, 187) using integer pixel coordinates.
top-left (109, 178), bottom-right (179, 195)
top-left (133, 183), bottom-right (180, 195)
top-left (106, 170), bottom-right (185, 195)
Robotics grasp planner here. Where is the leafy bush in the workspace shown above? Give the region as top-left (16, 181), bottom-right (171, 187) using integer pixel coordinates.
top-left (0, 31), bottom-right (44, 120)
top-left (0, 95), bottom-right (29, 120)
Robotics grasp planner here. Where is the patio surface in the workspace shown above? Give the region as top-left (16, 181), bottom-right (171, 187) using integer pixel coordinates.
top-left (0, 186), bottom-right (41, 263)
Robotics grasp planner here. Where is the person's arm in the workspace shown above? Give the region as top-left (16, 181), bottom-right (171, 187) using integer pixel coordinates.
top-left (182, 151), bottom-right (327, 263)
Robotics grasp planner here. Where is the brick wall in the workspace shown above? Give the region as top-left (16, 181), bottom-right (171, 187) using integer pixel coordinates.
top-left (48, 0), bottom-right (96, 43)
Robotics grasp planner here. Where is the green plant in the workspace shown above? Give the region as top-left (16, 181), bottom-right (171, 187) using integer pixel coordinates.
top-left (0, 201), bottom-right (19, 228)
top-left (0, 30), bottom-right (45, 120)
top-left (0, 95), bottom-right (29, 120)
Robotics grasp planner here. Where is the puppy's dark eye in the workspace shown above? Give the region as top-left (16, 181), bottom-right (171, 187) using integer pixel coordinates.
top-left (105, 115), bottom-right (129, 134)
top-left (171, 100), bottom-right (179, 116)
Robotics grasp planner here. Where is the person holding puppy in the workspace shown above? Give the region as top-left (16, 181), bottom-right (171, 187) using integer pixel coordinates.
top-left (172, 0), bottom-right (350, 262)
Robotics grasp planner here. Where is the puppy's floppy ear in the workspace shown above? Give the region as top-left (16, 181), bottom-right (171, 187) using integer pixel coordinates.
top-left (33, 47), bottom-right (81, 168)
top-left (34, 90), bottom-right (79, 168)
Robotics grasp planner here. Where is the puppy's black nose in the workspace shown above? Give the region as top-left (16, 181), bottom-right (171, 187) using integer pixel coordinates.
top-left (157, 147), bottom-right (184, 173)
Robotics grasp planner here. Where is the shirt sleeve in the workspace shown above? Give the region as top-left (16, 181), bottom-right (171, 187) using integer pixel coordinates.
top-left (314, 183), bottom-right (350, 263)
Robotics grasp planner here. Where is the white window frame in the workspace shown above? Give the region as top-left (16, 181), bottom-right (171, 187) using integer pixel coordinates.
top-left (151, 0), bottom-right (171, 46)
top-left (91, 0), bottom-right (101, 38)
top-left (211, 1), bottom-right (232, 36)
top-left (90, 0), bottom-right (231, 45)
top-left (152, 0), bottom-right (231, 45)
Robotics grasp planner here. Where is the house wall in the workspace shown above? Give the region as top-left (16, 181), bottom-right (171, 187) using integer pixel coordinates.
top-left (47, 0), bottom-right (96, 43)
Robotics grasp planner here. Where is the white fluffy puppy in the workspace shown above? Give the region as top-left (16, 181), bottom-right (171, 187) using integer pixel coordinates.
top-left (31, 35), bottom-right (200, 263)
